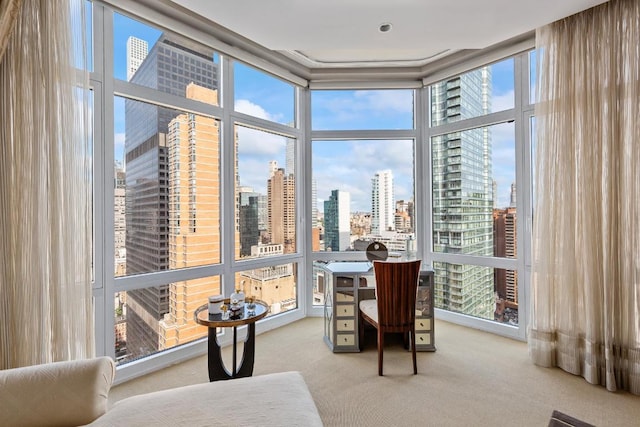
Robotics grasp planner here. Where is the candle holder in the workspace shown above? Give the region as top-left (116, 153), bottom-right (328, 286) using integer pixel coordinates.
top-left (247, 296), bottom-right (256, 315)
top-left (220, 304), bottom-right (229, 320)
top-left (230, 298), bottom-right (243, 319)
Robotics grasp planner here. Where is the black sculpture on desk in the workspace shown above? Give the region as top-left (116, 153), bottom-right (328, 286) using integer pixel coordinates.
top-left (366, 241), bottom-right (388, 262)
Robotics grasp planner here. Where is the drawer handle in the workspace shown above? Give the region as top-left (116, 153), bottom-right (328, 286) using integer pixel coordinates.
top-left (343, 337), bottom-right (348, 342)
top-left (419, 337), bottom-right (424, 341)
top-left (419, 322), bottom-right (425, 327)
top-left (343, 322), bottom-right (348, 327)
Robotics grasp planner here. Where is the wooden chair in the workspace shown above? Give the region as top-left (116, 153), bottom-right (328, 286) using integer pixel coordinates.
top-left (359, 260), bottom-right (422, 376)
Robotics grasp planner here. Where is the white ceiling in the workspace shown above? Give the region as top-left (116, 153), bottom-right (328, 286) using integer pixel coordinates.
top-left (169, 0), bottom-right (608, 69)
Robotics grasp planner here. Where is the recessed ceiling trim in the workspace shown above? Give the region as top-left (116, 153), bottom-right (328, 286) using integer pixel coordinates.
top-left (280, 48), bottom-right (456, 69)
top-left (421, 32), bottom-right (535, 86)
top-left (309, 80), bottom-right (423, 90)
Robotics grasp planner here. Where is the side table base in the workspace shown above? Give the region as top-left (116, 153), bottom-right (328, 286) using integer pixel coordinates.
top-left (208, 323), bottom-right (257, 381)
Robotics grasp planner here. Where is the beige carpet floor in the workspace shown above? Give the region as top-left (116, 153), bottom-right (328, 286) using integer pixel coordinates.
top-left (110, 318), bottom-right (640, 426)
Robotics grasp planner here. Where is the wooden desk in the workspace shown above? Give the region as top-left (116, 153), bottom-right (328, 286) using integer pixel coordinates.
top-left (194, 299), bottom-right (268, 381)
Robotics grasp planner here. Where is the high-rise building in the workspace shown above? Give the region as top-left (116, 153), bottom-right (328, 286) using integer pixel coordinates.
top-left (311, 179), bottom-right (320, 251)
top-left (267, 165), bottom-right (296, 254)
top-left (494, 181), bottom-right (518, 319)
top-left (124, 34), bottom-right (218, 359)
top-left (158, 83), bottom-right (221, 351)
top-left (493, 206), bottom-right (518, 323)
top-left (324, 189), bottom-right (351, 251)
top-left (114, 163), bottom-right (126, 277)
top-left (258, 194), bottom-right (268, 235)
top-left (371, 170), bottom-right (394, 235)
top-left (431, 68), bottom-right (495, 320)
top-left (395, 199), bottom-right (414, 233)
top-left (114, 163), bottom-right (128, 358)
top-left (238, 186), bottom-right (260, 257)
top-left (126, 36), bottom-right (148, 81)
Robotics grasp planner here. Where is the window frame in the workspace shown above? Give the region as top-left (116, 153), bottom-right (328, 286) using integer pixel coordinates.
top-left (424, 53), bottom-right (534, 341)
top-left (86, 0), bottom-right (536, 382)
top-left (90, 2), bottom-right (307, 383)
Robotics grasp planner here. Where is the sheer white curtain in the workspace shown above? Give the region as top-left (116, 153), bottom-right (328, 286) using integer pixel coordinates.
top-left (0, 0), bottom-right (92, 368)
top-left (530, 0), bottom-right (640, 395)
top-left (0, 0), bottom-right (22, 63)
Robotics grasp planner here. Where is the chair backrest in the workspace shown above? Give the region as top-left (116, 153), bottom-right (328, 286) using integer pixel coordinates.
top-left (373, 260), bottom-right (422, 332)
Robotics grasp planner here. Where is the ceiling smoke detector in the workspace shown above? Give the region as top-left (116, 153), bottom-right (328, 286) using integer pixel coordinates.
top-left (379, 23), bottom-right (392, 33)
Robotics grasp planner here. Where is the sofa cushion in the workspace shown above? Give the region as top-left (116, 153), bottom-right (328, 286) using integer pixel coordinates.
top-left (0, 357), bottom-right (115, 427)
top-left (90, 371), bottom-right (322, 426)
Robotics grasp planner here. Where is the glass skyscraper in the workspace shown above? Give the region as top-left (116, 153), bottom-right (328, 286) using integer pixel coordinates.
top-left (239, 188), bottom-right (261, 257)
top-left (324, 189), bottom-right (351, 251)
top-left (431, 69), bottom-right (495, 320)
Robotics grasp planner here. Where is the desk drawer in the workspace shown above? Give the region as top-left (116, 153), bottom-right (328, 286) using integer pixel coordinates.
top-left (336, 304), bottom-right (355, 317)
top-left (335, 333), bottom-right (355, 347)
top-left (336, 291), bottom-right (355, 302)
top-left (415, 332), bottom-right (431, 346)
top-left (336, 319), bottom-right (355, 332)
top-left (416, 318), bottom-right (431, 332)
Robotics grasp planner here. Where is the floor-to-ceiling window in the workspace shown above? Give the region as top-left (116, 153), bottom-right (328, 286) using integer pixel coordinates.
top-left (88, 2), bottom-right (306, 381)
top-left (309, 89), bottom-right (420, 309)
top-left (233, 62), bottom-right (301, 315)
top-left (426, 55), bottom-right (534, 339)
top-left (84, 0), bottom-right (535, 379)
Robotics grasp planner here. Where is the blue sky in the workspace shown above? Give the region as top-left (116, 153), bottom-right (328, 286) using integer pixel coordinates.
top-left (113, 14), bottom-right (517, 213)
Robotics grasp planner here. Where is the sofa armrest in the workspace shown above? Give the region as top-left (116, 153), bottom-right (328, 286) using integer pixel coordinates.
top-left (0, 356), bottom-right (115, 427)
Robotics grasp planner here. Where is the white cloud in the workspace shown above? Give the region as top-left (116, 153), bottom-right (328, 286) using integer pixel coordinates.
top-left (235, 99), bottom-right (271, 120)
top-left (236, 125), bottom-right (290, 193)
top-left (313, 90), bottom-right (414, 129)
top-left (234, 100), bottom-right (290, 189)
top-left (238, 156), bottom-right (273, 194)
top-left (313, 140), bottom-right (414, 212)
top-left (491, 90), bottom-right (515, 112)
top-left (234, 99), bottom-right (284, 124)
top-left (355, 90), bottom-right (414, 114)
top-left (237, 126), bottom-right (285, 157)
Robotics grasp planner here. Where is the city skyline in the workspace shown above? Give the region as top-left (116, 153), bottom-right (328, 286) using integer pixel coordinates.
top-left (113, 14), bottom-right (517, 213)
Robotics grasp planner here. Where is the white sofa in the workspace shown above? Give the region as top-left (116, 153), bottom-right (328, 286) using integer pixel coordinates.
top-left (0, 357), bottom-right (323, 426)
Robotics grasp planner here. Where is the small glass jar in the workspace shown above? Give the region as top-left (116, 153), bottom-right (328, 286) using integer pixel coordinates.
top-left (220, 304), bottom-right (229, 320)
top-left (230, 287), bottom-right (245, 305)
top-left (247, 296), bottom-right (256, 316)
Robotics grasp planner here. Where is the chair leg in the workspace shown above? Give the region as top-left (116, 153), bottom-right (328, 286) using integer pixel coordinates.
top-left (411, 329), bottom-right (417, 375)
top-left (378, 329), bottom-right (384, 376)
